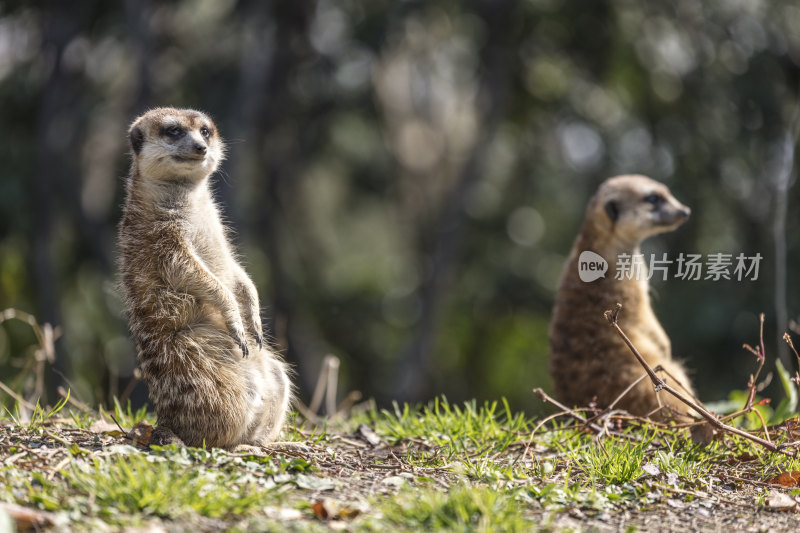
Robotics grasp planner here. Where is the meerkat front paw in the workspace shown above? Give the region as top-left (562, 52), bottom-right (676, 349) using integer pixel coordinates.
top-left (227, 318), bottom-right (249, 357)
top-left (239, 312), bottom-right (261, 352)
top-left (236, 279), bottom-right (264, 350)
top-left (250, 315), bottom-right (263, 350)
top-left (242, 302), bottom-right (263, 350)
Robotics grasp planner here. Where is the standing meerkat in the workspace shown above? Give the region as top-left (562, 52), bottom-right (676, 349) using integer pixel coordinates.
top-left (549, 175), bottom-right (695, 421)
top-left (119, 107), bottom-right (291, 448)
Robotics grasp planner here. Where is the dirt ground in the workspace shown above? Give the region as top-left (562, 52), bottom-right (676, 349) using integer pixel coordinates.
top-left (282, 437), bottom-right (800, 532)
top-left (2, 419), bottom-right (800, 532)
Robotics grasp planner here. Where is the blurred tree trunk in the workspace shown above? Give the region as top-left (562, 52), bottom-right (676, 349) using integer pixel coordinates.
top-left (221, 0), bottom-right (274, 230)
top-left (393, 0), bottom-right (519, 402)
top-left (237, 0), bottom-right (321, 399)
top-left (772, 130), bottom-right (794, 368)
top-left (116, 0), bottom-right (157, 410)
top-left (32, 1), bottom-right (93, 399)
top-left (124, 0), bottom-right (155, 115)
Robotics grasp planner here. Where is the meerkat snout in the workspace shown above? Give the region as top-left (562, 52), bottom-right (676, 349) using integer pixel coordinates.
top-left (129, 109), bottom-right (223, 182)
top-left (599, 177), bottom-right (691, 247)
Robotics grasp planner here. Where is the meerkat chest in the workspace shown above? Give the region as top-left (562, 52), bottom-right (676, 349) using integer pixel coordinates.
top-left (632, 284), bottom-right (672, 358)
top-left (186, 201), bottom-right (235, 275)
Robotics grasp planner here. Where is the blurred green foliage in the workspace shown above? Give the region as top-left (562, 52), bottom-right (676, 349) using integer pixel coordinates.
top-left (0, 0), bottom-right (799, 415)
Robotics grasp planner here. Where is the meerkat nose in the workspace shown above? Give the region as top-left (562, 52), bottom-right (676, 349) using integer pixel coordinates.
top-left (678, 206), bottom-right (690, 218)
top-left (193, 142), bottom-right (207, 155)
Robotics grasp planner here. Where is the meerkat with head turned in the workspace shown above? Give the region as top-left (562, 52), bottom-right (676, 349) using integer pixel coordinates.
top-left (549, 175), bottom-right (695, 421)
top-left (119, 107), bottom-right (291, 448)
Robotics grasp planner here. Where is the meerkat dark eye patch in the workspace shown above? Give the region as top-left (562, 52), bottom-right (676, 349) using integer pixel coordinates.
top-left (129, 127), bottom-right (144, 154)
top-left (200, 126), bottom-right (211, 138)
top-left (161, 125), bottom-right (184, 138)
top-left (643, 193), bottom-right (665, 206)
top-left (604, 199), bottom-right (619, 222)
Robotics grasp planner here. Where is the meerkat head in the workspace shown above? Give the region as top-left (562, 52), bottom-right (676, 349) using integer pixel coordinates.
top-left (589, 175), bottom-right (690, 247)
top-left (128, 107), bottom-right (225, 183)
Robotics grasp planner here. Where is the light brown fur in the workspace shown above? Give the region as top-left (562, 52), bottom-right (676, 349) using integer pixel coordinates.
top-left (119, 107), bottom-right (291, 448)
top-left (549, 175), bottom-right (695, 421)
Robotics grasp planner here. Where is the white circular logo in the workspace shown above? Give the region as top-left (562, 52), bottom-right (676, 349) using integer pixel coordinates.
top-left (578, 251), bottom-right (608, 282)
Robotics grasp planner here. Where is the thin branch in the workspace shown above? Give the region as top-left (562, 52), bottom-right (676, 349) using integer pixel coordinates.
top-left (532, 388), bottom-right (603, 432)
top-left (714, 314), bottom-right (772, 440)
top-left (604, 303), bottom-right (797, 457)
top-left (308, 355), bottom-right (337, 415)
top-left (325, 355), bottom-right (339, 418)
top-left (293, 400), bottom-right (321, 426)
top-left (785, 332), bottom-right (800, 365)
top-left (605, 372), bottom-right (651, 412)
top-left (57, 386), bottom-right (90, 413)
top-left (0, 380), bottom-right (36, 411)
top-left (784, 333), bottom-right (800, 386)
top-left (532, 387), bottom-right (640, 442)
top-left (117, 374), bottom-right (140, 407)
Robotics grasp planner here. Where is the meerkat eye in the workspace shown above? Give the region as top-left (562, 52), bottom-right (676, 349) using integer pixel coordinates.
top-left (163, 125), bottom-right (183, 138)
top-left (643, 193), bottom-right (664, 206)
top-left (200, 126), bottom-right (211, 138)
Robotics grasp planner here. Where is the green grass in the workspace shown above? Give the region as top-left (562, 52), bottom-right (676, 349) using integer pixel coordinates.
top-left (2, 440), bottom-right (324, 530)
top-left (100, 397), bottom-right (152, 428)
top-left (0, 396), bottom-right (798, 531)
top-left (569, 433), bottom-right (654, 485)
top-left (1, 390), bottom-right (69, 431)
top-left (363, 397), bottom-right (533, 481)
top-left (64, 454), bottom-right (270, 518)
top-left (376, 397), bottom-right (529, 447)
top-left (365, 484), bottom-right (532, 533)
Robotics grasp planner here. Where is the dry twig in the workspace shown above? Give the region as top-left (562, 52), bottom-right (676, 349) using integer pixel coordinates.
top-left (604, 303), bottom-right (798, 457)
top-left (783, 332), bottom-right (800, 387)
top-left (0, 309), bottom-right (60, 407)
top-left (0, 380), bottom-right (36, 411)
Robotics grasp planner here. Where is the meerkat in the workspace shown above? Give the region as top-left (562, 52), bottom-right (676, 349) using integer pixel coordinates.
top-left (548, 175), bottom-right (695, 421)
top-left (119, 107), bottom-right (291, 448)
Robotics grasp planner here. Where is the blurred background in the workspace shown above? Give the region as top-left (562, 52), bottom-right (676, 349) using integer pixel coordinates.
top-left (0, 0), bottom-right (799, 417)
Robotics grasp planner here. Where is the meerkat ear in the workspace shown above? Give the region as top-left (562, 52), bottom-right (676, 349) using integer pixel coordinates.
top-left (604, 199), bottom-right (619, 222)
top-left (129, 126), bottom-right (144, 154)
